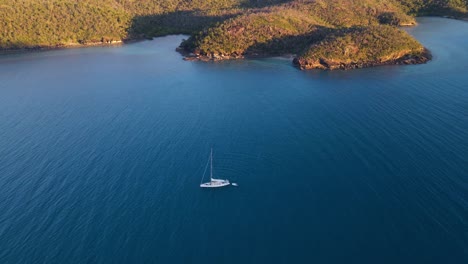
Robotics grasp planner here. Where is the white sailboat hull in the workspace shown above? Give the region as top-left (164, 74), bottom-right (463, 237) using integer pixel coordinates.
top-left (200, 179), bottom-right (230, 188)
top-left (200, 149), bottom-right (230, 188)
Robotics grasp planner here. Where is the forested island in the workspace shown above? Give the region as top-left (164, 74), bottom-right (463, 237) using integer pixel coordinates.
top-left (1, 0), bottom-right (467, 70)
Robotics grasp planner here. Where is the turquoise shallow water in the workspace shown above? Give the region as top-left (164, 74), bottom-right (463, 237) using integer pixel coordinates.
top-left (0, 17), bottom-right (467, 263)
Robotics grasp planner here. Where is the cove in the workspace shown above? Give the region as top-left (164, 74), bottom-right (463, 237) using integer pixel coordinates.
top-left (0, 17), bottom-right (467, 263)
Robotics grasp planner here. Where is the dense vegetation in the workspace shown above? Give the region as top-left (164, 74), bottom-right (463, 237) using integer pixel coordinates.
top-left (0, 0), bottom-right (467, 69)
top-left (293, 25), bottom-right (430, 70)
top-left (398, 0), bottom-right (468, 15)
top-left (180, 0), bottom-right (465, 69)
top-left (0, 0), bottom-right (130, 48)
top-left (181, 0), bottom-right (417, 59)
top-left (0, 0), bottom-right (287, 49)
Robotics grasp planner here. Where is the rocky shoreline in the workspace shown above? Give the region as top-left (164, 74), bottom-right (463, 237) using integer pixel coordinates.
top-left (177, 46), bottom-right (244, 61)
top-left (292, 48), bottom-right (432, 70)
top-left (178, 44), bottom-right (432, 71)
top-left (0, 40), bottom-right (123, 55)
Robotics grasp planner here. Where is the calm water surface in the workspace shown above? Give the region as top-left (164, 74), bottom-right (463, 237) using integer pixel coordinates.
top-left (0, 17), bottom-right (467, 263)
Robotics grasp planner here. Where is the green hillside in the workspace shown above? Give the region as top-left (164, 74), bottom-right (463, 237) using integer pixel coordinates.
top-left (293, 25), bottom-right (431, 70)
top-left (0, 0), bottom-right (287, 49)
top-left (0, 0), bottom-right (466, 70)
top-left (399, 0), bottom-right (468, 15)
top-left (180, 0), bottom-right (465, 69)
top-left (0, 0), bottom-right (130, 48)
top-left (181, 0), bottom-right (417, 59)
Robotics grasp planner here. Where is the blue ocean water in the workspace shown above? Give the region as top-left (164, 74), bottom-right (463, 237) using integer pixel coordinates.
top-left (0, 17), bottom-right (467, 263)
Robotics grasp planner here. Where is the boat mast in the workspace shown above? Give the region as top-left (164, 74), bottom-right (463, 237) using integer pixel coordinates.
top-left (210, 148), bottom-right (213, 180)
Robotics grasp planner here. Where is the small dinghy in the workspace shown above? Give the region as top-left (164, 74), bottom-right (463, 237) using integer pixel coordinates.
top-left (231, 183), bottom-right (238, 187)
top-left (200, 149), bottom-right (230, 188)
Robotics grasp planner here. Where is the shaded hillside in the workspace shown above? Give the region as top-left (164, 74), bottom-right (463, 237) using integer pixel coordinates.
top-left (181, 0), bottom-right (417, 60)
top-left (0, 0), bottom-right (288, 50)
top-left (180, 7), bottom-right (332, 59)
top-left (128, 9), bottom-right (242, 39)
top-left (398, 0), bottom-right (468, 16)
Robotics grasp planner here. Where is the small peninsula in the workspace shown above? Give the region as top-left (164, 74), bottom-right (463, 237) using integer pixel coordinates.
top-left (0, 0), bottom-right (467, 70)
top-left (293, 26), bottom-right (432, 70)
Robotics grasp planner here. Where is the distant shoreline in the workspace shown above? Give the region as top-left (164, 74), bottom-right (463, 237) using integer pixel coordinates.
top-left (0, 40), bottom-right (127, 55)
top-left (0, 16), bottom-right (464, 71)
top-left (0, 16), bottom-right (466, 57)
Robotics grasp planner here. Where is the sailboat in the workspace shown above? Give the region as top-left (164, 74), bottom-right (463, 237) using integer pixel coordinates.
top-left (200, 148), bottom-right (230, 188)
